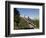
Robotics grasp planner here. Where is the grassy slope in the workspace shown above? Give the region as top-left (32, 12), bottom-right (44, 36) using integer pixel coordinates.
top-left (32, 20), bottom-right (39, 28)
top-left (14, 17), bottom-right (30, 29)
top-left (14, 17), bottom-right (39, 30)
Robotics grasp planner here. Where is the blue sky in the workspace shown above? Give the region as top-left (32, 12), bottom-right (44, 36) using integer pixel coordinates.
top-left (17, 8), bottom-right (39, 19)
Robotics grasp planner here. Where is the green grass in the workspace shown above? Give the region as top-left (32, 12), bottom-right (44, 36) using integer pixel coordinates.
top-left (14, 17), bottom-right (39, 30)
top-left (32, 20), bottom-right (39, 28)
top-left (14, 17), bottom-right (30, 29)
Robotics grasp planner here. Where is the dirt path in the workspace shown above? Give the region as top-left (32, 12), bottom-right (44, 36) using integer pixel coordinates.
top-left (22, 17), bottom-right (36, 28)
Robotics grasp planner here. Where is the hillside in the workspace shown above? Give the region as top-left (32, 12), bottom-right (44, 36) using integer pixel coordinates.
top-left (14, 16), bottom-right (39, 30)
top-left (14, 17), bottom-right (35, 30)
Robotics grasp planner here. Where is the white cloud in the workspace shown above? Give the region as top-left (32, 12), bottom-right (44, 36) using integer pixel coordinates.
top-left (20, 15), bottom-right (34, 19)
top-left (20, 15), bottom-right (39, 20)
top-left (29, 17), bottom-right (34, 20)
